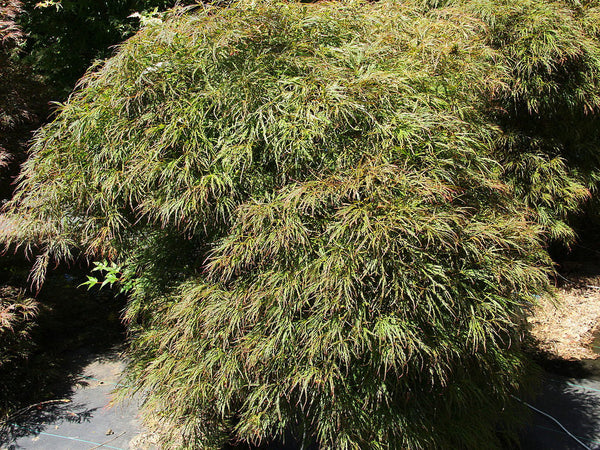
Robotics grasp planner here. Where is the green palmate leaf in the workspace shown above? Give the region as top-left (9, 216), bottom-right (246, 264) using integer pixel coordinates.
top-left (79, 275), bottom-right (98, 290)
top-left (79, 260), bottom-right (132, 293)
top-left (5, 0), bottom-right (600, 448)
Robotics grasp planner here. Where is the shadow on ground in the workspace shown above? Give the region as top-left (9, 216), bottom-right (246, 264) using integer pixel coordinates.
top-left (1, 390), bottom-right (99, 443)
top-left (0, 255), bottom-right (131, 448)
top-left (1, 350), bottom-right (143, 450)
top-left (519, 349), bottom-right (600, 449)
top-left (519, 373), bottom-right (600, 449)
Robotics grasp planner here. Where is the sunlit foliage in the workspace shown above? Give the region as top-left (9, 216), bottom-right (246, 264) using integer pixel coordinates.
top-left (4, 0), bottom-right (600, 447)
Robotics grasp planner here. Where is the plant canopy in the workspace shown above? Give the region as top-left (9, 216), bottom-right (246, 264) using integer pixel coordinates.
top-left (3, 0), bottom-right (600, 447)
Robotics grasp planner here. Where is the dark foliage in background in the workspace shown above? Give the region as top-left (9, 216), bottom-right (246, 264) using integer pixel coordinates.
top-left (17, 0), bottom-right (181, 94)
top-left (0, 3), bottom-right (45, 419)
top-left (0, 0), bottom-right (48, 201)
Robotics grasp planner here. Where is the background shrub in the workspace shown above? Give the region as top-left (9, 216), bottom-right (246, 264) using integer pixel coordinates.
top-left (0, 286), bottom-right (38, 417)
top-left (476, 0), bottom-right (600, 245)
top-left (17, 0), bottom-right (181, 94)
top-left (0, 0), bottom-right (48, 201)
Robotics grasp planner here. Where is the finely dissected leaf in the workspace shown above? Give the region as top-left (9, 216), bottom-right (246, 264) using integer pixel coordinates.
top-left (5, 0), bottom-right (600, 448)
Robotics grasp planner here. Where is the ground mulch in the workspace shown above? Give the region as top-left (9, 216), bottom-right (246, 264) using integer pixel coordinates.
top-left (528, 276), bottom-right (600, 360)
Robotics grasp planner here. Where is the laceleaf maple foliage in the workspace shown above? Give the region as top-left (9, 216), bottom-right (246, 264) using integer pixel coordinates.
top-left (5, 0), bottom-right (600, 447)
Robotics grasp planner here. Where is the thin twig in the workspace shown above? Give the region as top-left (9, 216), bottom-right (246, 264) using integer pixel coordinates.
top-left (512, 395), bottom-right (592, 450)
top-left (574, 243), bottom-right (600, 256)
top-left (87, 430), bottom-right (126, 449)
top-left (556, 272), bottom-right (600, 290)
top-left (1, 399), bottom-right (70, 426)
